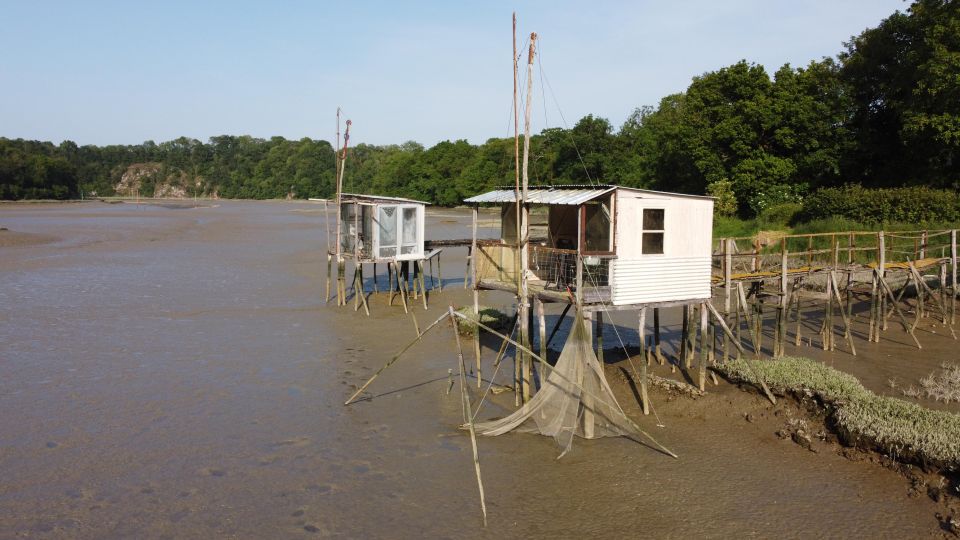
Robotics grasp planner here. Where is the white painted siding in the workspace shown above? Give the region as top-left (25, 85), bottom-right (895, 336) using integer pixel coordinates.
top-left (610, 188), bottom-right (714, 305)
top-left (610, 257), bottom-right (712, 305)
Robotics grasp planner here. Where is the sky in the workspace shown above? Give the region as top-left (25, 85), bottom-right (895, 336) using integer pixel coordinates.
top-left (0, 0), bottom-right (908, 148)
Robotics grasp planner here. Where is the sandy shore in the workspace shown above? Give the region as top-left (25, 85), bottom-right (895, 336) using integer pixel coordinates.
top-left (0, 200), bottom-right (956, 537)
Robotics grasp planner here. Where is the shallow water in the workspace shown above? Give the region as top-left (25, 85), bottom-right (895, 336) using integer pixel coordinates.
top-left (0, 201), bottom-right (949, 538)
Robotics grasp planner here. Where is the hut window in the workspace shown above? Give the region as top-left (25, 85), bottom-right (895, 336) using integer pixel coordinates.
top-left (378, 206), bottom-right (398, 258)
top-left (583, 201), bottom-right (612, 253)
top-left (401, 207), bottom-right (419, 255)
top-left (641, 208), bottom-right (664, 255)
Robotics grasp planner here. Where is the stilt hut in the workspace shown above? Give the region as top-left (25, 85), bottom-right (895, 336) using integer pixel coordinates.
top-left (329, 193), bottom-right (441, 314)
top-left (464, 185), bottom-right (715, 308)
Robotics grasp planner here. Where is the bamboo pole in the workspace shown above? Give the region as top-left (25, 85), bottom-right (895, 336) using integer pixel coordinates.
top-left (344, 312), bottom-right (451, 405)
top-left (639, 307), bottom-right (650, 415)
top-left (449, 306), bottom-right (488, 527)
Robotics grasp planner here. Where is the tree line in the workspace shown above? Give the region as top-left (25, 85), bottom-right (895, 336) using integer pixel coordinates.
top-left (2, 0), bottom-right (957, 219)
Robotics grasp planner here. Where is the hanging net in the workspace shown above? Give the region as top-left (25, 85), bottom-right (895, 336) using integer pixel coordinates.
top-left (474, 311), bottom-right (641, 457)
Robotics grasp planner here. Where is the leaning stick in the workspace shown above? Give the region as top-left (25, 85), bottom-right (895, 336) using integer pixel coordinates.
top-left (451, 311), bottom-right (679, 459)
top-left (909, 262), bottom-right (957, 339)
top-left (449, 306), bottom-right (488, 527)
top-left (877, 273), bottom-right (922, 349)
top-left (344, 312), bottom-right (451, 405)
top-left (704, 301), bottom-right (777, 405)
top-left (829, 272), bottom-right (856, 356)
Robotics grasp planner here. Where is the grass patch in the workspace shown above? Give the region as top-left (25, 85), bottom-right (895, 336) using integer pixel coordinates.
top-left (454, 306), bottom-right (512, 337)
top-left (717, 357), bottom-right (960, 468)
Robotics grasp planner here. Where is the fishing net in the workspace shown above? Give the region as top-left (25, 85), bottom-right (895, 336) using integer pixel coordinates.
top-left (474, 311), bottom-right (639, 457)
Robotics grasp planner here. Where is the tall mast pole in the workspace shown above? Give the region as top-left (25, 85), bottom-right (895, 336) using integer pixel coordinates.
top-left (334, 109), bottom-right (343, 262)
top-left (518, 32), bottom-right (537, 403)
top-left (513, 14), bottom-right (521, 287)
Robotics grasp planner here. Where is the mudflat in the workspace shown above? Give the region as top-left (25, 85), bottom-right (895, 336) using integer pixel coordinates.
top-left (0, 200), bottom-right (953, 537)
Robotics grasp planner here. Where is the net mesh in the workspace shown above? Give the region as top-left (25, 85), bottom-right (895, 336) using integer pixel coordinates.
top-left (474, 311), bottom-right (637, 457)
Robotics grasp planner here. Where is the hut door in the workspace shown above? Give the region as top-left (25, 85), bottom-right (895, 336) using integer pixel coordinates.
top-left (378, 205), bottom-right (398, 258)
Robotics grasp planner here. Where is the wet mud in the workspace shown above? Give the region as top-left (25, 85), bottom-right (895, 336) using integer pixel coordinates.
top-left (0, 200), bottom-right (956, 538)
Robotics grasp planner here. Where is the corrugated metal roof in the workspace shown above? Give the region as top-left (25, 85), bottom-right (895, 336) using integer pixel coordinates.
top-left (464, 185), bottom-right (616, 205)
top-left (340, 193), bottom-right (429, 205)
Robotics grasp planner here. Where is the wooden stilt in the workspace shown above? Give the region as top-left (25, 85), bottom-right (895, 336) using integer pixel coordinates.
top-left (951, 229), bottom-right (957, 326)
top-left (680, 304), bottom-right (689, 367)
top-left (698, 302), bottom-right (708, 392)
top-left (638, 307), bottom-right (650, 415)
top-left (704, 301), bottom-right (777, 405)
top-left (356, 265), bottom-right (370, 316)
top-left (723, 238), bottom-right (732, 363)
top-left (418, 261), bottom-right (428, 310)
top-left (388, 262), bottom-right (395, 306)
top-left (910, 262), bottom-right (956, 339)
top-left (546, 303), bottom-right (572, 348)
top-left (437, 254), bottom-right (443, 292)
top-left (653, 307), bottom-right (664, 365)
top-left (596, 311), bottom-right (604, 365)
top-left (794, 281), bottom-right (803, 347)
top-left (536, 297), bottom-right (546, 365)
top-left (464, 246), bottom-right (472, 289)
top-left (373, 262), bottom-right (379, 294)
top-left (326, 253), bottom-right (332, 304)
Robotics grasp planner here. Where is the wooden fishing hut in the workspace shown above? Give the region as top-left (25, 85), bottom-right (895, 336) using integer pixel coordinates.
top-left (328, 193), bottom-right (442, 315)
top-left (463, 184), bottom-right (718, 405)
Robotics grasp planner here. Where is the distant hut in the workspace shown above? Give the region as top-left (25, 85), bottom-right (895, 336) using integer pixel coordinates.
top-left (329, 194), bottom-right (439, 314)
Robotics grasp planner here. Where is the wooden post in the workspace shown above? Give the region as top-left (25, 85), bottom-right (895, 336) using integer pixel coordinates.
top-left (823, 271), bottom-right (833, 351)
top-left (596, 311), bottom-right (604, 364)
top-left (680, 304), bottom-right (689, 367)
top-left (536, 297), bottom-right (546, 363)
top-left (723, 238), bottom-right (732, 363)
top-left (777, 237), bottom-right (788, 358)
top-left (653, 307), bottom-right (664, 365)
top-left (373, 262), bottom-right (379, 294)
top-left (879, 232), bottom-right (888, 331)
top-left (437, 254), bottom-right (443, 292)
top-left (638, 307), bottom-right (650, 415)
top-left (877, 272), bottom-right (922, 349)
top-left (735, 281), bottom-right (742, 359)
top-left (325, 253), bottom-right (332, 304)
top-left (794, 280), bottom-right (803, 347)
top-left (754, 283), bottom-right (763, 356)
top-left (698, 302), bottom-right (708, 391)
top-left (418, 260), bottom-right (428, 310)
top-left (737, 283), bottom-right (760, 358)
top-left (951, 229), bottom-right (957, 326)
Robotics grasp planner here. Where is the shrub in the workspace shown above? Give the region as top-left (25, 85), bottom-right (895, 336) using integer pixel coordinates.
top-left (799, 185), bottom-right (960, 226)
top-left (757, 202), bottom-right (803, 228)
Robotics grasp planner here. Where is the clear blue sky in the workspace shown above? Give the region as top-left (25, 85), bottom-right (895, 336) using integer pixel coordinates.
top-left (0, 0), bottom-right (907, 147)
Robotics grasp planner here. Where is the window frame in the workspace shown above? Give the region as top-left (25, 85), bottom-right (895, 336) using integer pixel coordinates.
top-left (639, 207), bottom-right (666, 256)
top-left (578, 192), bottom-right (617, 256)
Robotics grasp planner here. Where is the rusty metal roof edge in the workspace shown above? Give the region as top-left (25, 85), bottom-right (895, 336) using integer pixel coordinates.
top-left (339, 193), bottom-right (430, 205)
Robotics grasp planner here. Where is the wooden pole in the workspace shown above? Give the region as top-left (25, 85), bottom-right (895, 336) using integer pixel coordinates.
top-left (830, 271), bottom-right (856, 355)
top-left (877, 272), bottom-right (922, 349)
top-left (449, 306), bottom-right (488, 527)
top-left (698, 302), bottom-right (708, 392)
top-left (951, 229), bottom-right (957, 326)
top-left (344, 312), bottom-right (451, 405)
top-left (638, 307), bottom-right (650, 415)
top-left (704, 301), bottom-right (777, 405)
top-left (653, 307), bottom-right (664, 365)
top-left (325, 253), bottom-right (332, 305)
top-left (518, 32), bottom-right (537, 404)
top-left (537, 297), bottom-right (546, 363)
top-left (777, 237), bottom-right (788, 358)
top-left (723, 238), bottom-right (732, 363)
top-left (879, 232), bottom-right (888, 331)
top-left (596, 311), bottom-right (604, 365)
top-left (680, 304), bottom-right (689, 367)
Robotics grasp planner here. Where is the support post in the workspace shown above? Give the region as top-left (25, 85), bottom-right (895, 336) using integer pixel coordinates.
top-left (638, 307), bottom-right (650, 415)
top-left (596, 311), bottom-right (604, 364)
top-left (723, 238), bottom-right (733, 363)
top-left (698, 302), bottom-right (708, 392)
top-left (653, 307), bottom-right (664, 365)
top-left (536, 297), bottom-right (546, 364)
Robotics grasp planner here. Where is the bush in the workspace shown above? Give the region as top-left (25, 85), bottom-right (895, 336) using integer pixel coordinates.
top-left (757, 202), bottom-right (802, 228)
top-left (799, 185), bottom-right (960, 226)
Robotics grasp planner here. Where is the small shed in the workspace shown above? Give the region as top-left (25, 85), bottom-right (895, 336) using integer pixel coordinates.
top-left (464, 185), bottom-right (714, 306)
top-left (338, 194), bottom-right (428, 262)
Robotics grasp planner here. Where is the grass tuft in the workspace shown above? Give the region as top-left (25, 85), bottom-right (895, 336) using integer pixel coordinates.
top-left (717, 357), bottom-right (960, 468)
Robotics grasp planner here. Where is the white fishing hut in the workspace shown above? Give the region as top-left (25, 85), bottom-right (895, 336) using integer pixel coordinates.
top-left (338, 193), bottom-right (427, 262)
top-left (464, 185), bottom-right (714, 308)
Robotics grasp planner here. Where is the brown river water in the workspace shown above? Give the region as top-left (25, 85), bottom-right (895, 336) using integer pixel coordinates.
top-left (0, 200), bottom-right (953, 538)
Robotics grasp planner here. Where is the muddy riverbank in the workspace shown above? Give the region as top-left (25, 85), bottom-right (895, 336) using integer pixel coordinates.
top-left (0, 200), bottom-right (956, 537)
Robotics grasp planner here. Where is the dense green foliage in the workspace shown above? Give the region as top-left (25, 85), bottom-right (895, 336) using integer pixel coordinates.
top-left (798, 185), bottom-right (960, 225)
top-left (2, 0), bottom-right (957, 209)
